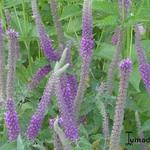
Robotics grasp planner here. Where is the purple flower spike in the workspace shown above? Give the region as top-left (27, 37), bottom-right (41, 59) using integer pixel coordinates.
top-left (28, 64), bottom-right (51, 90)
top-left (139, 63), bottom-right (150, 94)
top-left (60, 75), bottom-right (77, 113)
top-left (135, 26), bottom-right (150, 94)
top-left (4, 99), bottom-right (20, 141)
top-left (31, 0), bottom-right (60, 61)
top-left (135, 26), bottom-right (147, 64)
top-left (26, 75), bottom-right (55, 139)
top-left (80, 0), bottom-right (94, 60)
top-left (26, 114), bottom-right (44, 140)
top-left (56, 75), bottom-right (79, 142)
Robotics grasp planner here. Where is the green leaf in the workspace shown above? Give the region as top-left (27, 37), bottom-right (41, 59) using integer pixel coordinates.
top-left (61, 5), bottom-right (80, 20)
top-left (0, 142), bottom-right (16, 150)
top-left (129, 65), bottom-right (141, 92)
top-left (17, 135), bottom-right (24, 150)
top-left (95, 15), bottom-right (118, 27)
top-left (93, 1), bottom-right (117, 15)
top-left (141, 119), bottom-right (150, 132)
top-left (65, 17), bottom-right (82, 33)
top-left (95, 43), bottom-right (116, 60)
top-left (136, 93), bottom-right (150, 112)
top-left (3, 0), bottom-right (30, 8)
top-left (79, 137), bottom-right (93, 150)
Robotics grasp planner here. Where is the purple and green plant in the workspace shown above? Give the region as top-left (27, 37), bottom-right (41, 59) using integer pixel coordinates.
top-left (26, 48), bottom-right (69, 139)
top-left (74, 0), bottom-right (94, 122)
top-left (4, 28), bottom-right (20, 142)
top-left (50, 0), bottom-right (65, 51)
top-left (109, 58), bottom-right (132, 150)
top-left (135, 25), bottom-right (150, 95)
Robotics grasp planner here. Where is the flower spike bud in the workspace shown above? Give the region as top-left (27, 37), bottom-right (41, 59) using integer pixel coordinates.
top-left (54, 48), bottom-right (68, 72)
top-left (55, 63), bottom-right (69, 77)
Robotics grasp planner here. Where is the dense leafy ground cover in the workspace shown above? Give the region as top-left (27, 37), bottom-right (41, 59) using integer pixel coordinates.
top-left (0, 0), bottom-right (150, 150)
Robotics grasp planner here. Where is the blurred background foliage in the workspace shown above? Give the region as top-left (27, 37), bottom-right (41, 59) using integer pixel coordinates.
top-left (0, 0), bottom-right (150, 149)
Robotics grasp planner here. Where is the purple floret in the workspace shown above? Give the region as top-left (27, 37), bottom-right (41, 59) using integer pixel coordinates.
top-left (119, 58), bottom-right (132, 73)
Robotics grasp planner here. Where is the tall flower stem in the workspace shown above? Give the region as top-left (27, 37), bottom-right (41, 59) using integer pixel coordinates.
top-left (109, 58), bottom-right (132, 150)
top-left (0, 20), bottom-right (5, 105)
top-left (97, 82), bottom-right (109, 141)
top-left (4, 29), bottom-right (20, 141)
top-left (49, 0), bottom-right (65, 51)
top-left (107, 27), bottom-right (123, 95)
